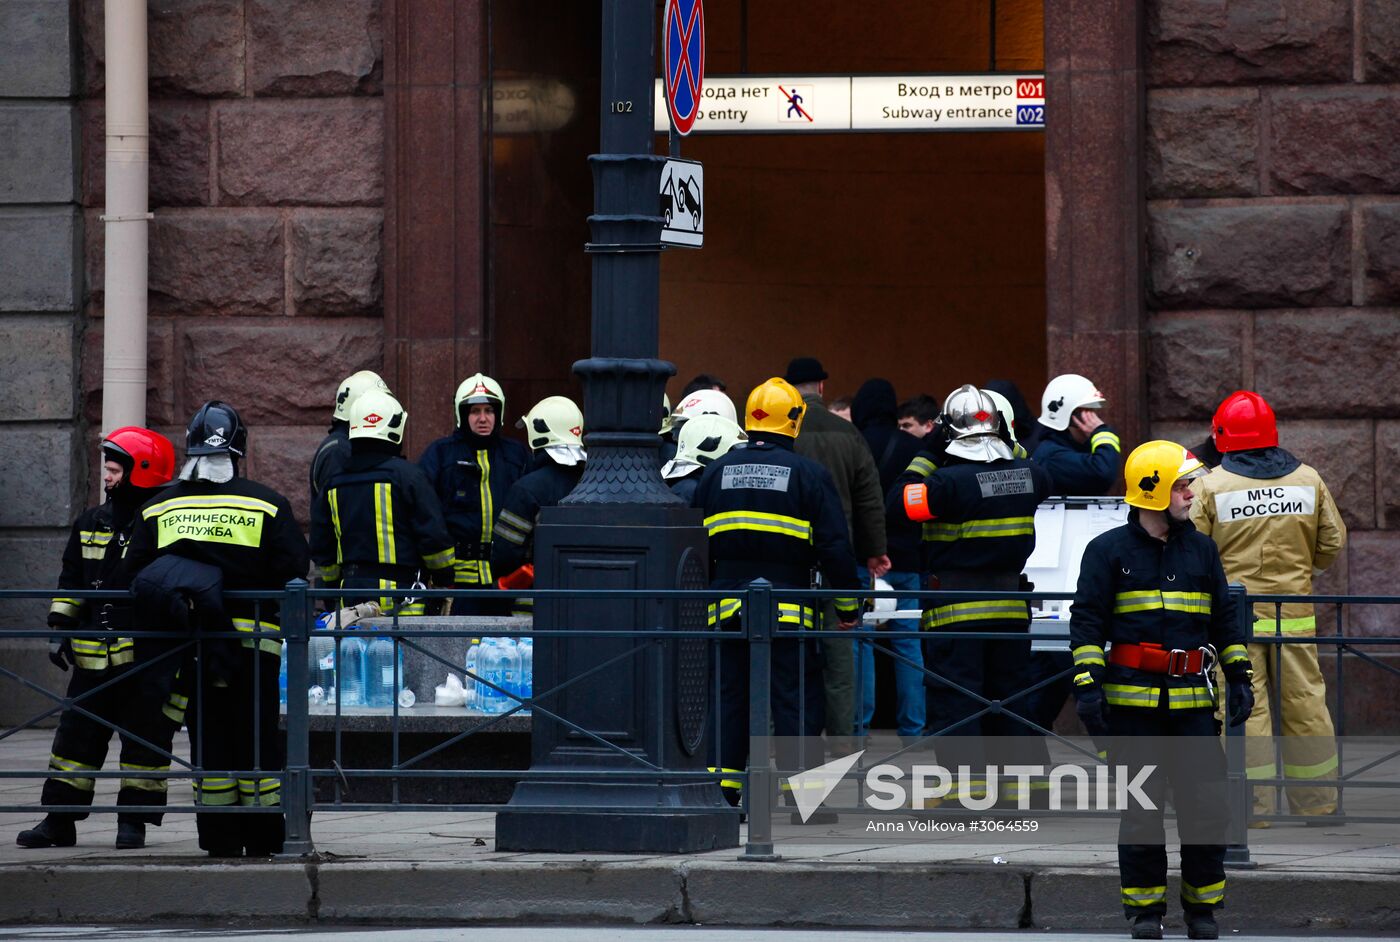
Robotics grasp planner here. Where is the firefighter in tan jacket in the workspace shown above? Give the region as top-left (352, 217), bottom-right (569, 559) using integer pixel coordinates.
top-left (1190, 391), bottom-right (1346, 820)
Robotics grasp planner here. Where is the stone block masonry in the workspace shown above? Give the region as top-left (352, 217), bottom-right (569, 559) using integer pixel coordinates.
top-left (1146, 1), bottom-right (1400, 609)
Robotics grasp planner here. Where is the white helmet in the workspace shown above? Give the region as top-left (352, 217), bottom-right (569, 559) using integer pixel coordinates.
top-left (869, 577), bottom-right (897, 626)
top-left (671, 389), bottom-right (738, 430)
top-left (982, 388), bottom-right (1019, 445)
top-left (942, 385), bottom-right (1012, 463)
top-left (1038, 373), bottom-right (1105, 432)
top-left (660, 393), bottom-right (673, 436)
top-left (454, 373), bottom-right (505, 428)
top-left (348, 390), bottom-right (408, 445)
top-left (517, 396), bottom-right (583, 450)
top-left (676, 414), bottom-right (747, 466)
top-left (333, 370), bottom-right (390, 423)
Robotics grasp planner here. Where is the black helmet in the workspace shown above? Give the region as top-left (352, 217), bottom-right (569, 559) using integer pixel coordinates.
top-left (185, 400), bottom-right (247, 457)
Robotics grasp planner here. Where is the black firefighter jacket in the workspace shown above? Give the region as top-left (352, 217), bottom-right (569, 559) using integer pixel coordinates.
top-left (418, 429), bottom-right (530, 584)
top-left (126, 477), bottom-right (310, 652)
top-left (48, 503), bottom-right (137, 670)
top-left (692, 436), bottom-right (861, 629)
top-left (311, 450), bottom-right (456, 587)
top-left (1069, 509), bottom-right (1251, 711)
top-left (490, 454), bottom-right (584, 578)
top-left (887, 452), bottom-right (1051, 629)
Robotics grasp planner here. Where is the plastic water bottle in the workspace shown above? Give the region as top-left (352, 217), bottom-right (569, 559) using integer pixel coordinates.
top-left (477, 639), bottom-right (507, 715)
top-left (278, 645), bottom-right (288, 705)
top-left (338, 635), bottom-right (368, 707)
top-left (518, 638), bottom-right (533, 714)
top-left (463, 639), bottom-right (481, 711)
top-left (492, 635), bottom-right (520, 708)
top-left (364, 637), bottom-right (398, 708)
top-left (309, 632), bottom-right (336, 702)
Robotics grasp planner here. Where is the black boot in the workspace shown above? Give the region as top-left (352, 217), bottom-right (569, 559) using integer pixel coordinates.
top-left (1185, 910), bottom-right (1219, 940)
top-left (1129, 913), bottom-right (1163, 940)
top-left (16, 816), bottom-right (77, 848)
top-left (115, 821), bottom-right (146, 849)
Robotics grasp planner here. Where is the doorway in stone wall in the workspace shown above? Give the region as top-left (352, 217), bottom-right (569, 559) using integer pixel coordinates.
top-left (658, 0), bottom-right (1047, 412)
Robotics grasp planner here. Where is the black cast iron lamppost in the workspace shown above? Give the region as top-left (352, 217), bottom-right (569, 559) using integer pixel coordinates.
top-left (494, 0), bottom-right (736, 853)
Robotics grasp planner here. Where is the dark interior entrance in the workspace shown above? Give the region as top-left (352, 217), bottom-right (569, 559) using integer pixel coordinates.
top-left (486, 0), bottom-right (1046, 414)
top-left (658, 1), bottom-right (1047, 406)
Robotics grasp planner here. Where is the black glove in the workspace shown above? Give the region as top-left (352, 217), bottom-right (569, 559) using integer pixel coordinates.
top-left (1074, 681), bottom-right (1110, 738)
top-left (47, 639), bottom-right (74, 672)
top-left (428, 565), bottom-right (456, 589)
top-left (1227, 680), bottom-right (1254, 727)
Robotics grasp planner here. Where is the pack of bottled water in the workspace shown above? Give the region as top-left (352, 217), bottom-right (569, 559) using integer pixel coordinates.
top-left (283, 616), bottom-right (414, 709)
top-left (464, 637), bottom-right (532, 715)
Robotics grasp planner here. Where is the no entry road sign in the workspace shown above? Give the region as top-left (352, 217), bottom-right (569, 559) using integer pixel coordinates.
top-left (664, 0), bottom-right (704, 135)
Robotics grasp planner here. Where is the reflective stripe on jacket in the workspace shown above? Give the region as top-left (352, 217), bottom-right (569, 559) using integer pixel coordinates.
top-left (693, 437), bottom-right (861, 619)
top-left (1069, 509), bottom-right (1248, 708)
top-left (1190, 450), bottom-right (1345, 637)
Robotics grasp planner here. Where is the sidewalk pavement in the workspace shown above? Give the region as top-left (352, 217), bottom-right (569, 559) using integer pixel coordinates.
top-left (2, 727), bottom-right (1397, 932)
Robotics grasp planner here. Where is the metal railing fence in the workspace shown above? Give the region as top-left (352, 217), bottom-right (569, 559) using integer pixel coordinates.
top-left (1, 581), bottom-right (1397, 863)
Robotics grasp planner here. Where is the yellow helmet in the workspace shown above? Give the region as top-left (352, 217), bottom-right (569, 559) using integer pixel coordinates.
top-left (744, 377), bottom-right (806, 438)
top-left (454, 373), bottom-right (505, 428)
top-left (333, 370), bottom-right (390, 423)
top-left (348, 390), bottom-right (407, 446)
top-left (1124, 440), bottom-right (1205, 511)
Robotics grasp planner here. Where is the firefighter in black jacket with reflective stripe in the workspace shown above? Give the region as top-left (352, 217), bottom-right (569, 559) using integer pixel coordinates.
top-left (891, 385), bottom-right (1052, 803)
top-left (17, 428), bottom-right (178, 852)
top-left (418, 374), bottom-right (530, 612)
top-left (491, 396), bottom-right (587, 616)
top-left (693, 378), bottom-right (861, 805)
top-left (1070, 440), bottom-right (1253, 941)
top-left (125, 401), bottom-right (310, 858)
top-left (310, 370), bottom-right (390, 507)
top-left (312, 390), bottom-right (456, 614)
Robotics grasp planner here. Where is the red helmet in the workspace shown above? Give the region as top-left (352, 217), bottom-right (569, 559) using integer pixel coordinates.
top-left (1212, 390), bottom-right (1277, 454)
top-left (102, 426), bottom-right (177, 489)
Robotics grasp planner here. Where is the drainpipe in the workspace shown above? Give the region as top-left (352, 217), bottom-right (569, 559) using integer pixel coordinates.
top-left (100, 0), bottom-right (150, 434)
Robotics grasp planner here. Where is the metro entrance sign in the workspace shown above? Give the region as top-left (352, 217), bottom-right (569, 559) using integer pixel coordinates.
top-left (652, 73), bottom-right (1046, 134)
top-left (663, 0), bottom-right (704, 134)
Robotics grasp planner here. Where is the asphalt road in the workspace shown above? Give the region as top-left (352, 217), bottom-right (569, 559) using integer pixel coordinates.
top-left (2, 928), bottom-right (1397, 941)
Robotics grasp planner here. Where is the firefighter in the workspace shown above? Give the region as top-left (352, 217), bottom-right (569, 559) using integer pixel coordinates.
top-left (893, 385), bottom-right (1053, 804)
top-left (1032, 373), bottom-right (1122, 495)
top-left (17, 428), bottom-right (177, 851)
top-left (310, 370), bottom-right (390, 506)
top-left (490, 396), bottom-right (586, 615)
top-left (661, 413), bottom-right (747, 502)
top-left (313, 390), bottom-right (457, 617)
top-left (418, 374), bottom-right (529, 613)
top-left (125, 401), bottom-right (310, 858)
top-left (1070, 440), bottom-right (1254, 940)
top-left (1190, 390), bottom-right (1344, 821)
top-left (693, 377), bottom-right (862, 810)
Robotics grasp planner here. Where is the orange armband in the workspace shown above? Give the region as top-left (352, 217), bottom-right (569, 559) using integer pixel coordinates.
top-left (903, 483), bottom-right (934, 522)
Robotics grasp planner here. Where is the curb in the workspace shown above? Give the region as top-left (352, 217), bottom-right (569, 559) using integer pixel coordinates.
top-left (3, 859), bottom-right (1399, 930)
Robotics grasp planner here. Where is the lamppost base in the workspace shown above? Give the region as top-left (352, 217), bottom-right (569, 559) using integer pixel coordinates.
top-left (496, 781), bottom-right (739, 853)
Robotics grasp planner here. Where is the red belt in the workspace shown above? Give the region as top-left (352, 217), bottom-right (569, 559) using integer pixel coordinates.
top-left (1109, 642), bottom-right (1206, 676)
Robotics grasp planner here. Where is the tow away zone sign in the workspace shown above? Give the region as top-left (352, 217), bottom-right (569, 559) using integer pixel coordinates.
top-left (660, 158), bottom-right (703, 248)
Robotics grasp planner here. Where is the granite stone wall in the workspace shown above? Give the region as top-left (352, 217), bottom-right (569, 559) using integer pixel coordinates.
top-left (0, 0), bottom-right (84, 720)
top-left (78, 0), bottom-right (386, 529)
top-left (1145, 1), bottom-right (1400, 722)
